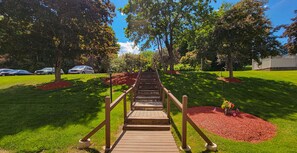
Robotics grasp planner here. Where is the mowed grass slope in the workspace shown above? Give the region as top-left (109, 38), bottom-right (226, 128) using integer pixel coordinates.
top-left (161, 71), bottom-right (297, 153)
top-left (0, 74), bottom-right (129, 153)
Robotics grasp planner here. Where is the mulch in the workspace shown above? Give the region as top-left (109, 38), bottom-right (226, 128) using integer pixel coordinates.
top-left (36, 81), bottom-right (72, 90)
top-left (217, 77), bottom-right (241, 83)
top-left (187, 106), bottom-right (276, 143)
top-left (103, 72), bottom-right (137, 86)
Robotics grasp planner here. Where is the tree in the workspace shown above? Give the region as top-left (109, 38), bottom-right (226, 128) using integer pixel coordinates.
top-left (120, 0), bottom-right (214, 71)
top-left (140, 50), bottom-right (154, 69)
top-left (281, 10), bottom-right (297, 54)
top-left (211, 0), bottom-right (283, 78)
top-left (0, 0), bottom-right (117, 81)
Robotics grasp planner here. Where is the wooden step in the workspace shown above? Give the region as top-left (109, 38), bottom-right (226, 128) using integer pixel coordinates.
top-left (138, 86), bottom-right (158, 90)
top-left (135, 96), bottom-right (161, 102)
top-left (140, 78), bottom-right (157, 81)
top-left (133, 101), bottom-right (163, 110)
top-left (123, 124), bottom-right (170, 131)
top-left (139, 82), bottom-right (158, 85)
top-left (126, 110), bottom-right (169, 125)
top-left (138, 90), bottom-right (160, 95)
top-left (137, 93), bottom-right (160, 97)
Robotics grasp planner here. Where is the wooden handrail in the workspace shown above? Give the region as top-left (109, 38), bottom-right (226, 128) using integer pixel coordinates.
top-left (79, 69), bottom-right (142, 150)
top-left (81, 120), bottom-right (106, 141)
top-left (168, 93), bottom-right (182, 111)
top-left (155, 69), bottom-right (216, 151)
top-left (110, 93), bottom-right (126, 110)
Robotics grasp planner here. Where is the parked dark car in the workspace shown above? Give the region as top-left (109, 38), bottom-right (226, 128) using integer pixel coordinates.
top-left (0, 68), bottom-right (14, 76)
top-left (68, 65), bottom-right (94, 74)
top-left (34, 67), bottom-right (64, 75)
top-left (4, 70), bottom-right (33, 76)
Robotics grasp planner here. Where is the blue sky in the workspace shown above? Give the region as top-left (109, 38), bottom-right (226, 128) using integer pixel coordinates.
top-left (111, 0), bottom-right (297, 55)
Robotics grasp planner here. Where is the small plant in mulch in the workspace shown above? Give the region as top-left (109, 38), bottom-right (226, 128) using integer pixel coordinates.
top-left (221, 99), bottom-right (239, 116)
top-left (36, 81), bottom-right (72, 91)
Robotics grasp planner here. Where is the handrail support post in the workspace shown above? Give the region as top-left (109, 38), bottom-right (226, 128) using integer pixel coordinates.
top-left (181, 95), bottom-right (191, 151)
top-left (123, 90), bottom-right (127, 123)
top-left (167, 90), bottom-right (171, 120)
top-left (105, 96), bottom-right (111, 152)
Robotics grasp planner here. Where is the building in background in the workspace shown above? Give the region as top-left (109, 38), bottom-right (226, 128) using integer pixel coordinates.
top-left (252, 55), bottom-right (297, 70)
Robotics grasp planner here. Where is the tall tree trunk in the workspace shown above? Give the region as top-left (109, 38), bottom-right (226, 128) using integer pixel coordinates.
top-left (164, 36), bottom-right (175, 71)
top-left (166, 44), bottom-right (175, 71)
top-left (54, 49), bottom-right (62, 82)
top-left (227, 52), bottom-right (233, 78)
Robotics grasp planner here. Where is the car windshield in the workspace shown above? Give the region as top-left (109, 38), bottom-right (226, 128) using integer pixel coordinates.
top-left (2, 69), bottom-right (13, 72)
top-left (9, 70), bottom-right (18, 73)
top-left (73, 66), bottom-right (85, 69)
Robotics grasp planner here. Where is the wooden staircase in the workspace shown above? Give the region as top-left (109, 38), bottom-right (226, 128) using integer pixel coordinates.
top-left (123, 71), bottom-right (169, 131)
top-left (112, 71), bottom-right (179, 153)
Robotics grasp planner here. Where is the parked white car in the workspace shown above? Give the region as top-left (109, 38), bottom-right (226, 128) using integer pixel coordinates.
top-left (34, 67), bottom-right (64, 75)
top-left (68, 65), bottom-right (94, 74)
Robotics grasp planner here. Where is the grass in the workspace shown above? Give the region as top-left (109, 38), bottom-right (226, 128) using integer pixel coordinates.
top-left (161, 70), bottom-right (297, 153)
top-left (0, 74), bottom-right (129, 153)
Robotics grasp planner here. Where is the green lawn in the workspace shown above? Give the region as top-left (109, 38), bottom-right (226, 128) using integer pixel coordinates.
top-left (0, 74), bottom-right (129, 153)
top-left (161, 70), bottom-right (297, 153)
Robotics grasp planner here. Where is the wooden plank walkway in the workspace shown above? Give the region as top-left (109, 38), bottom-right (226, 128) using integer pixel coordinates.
top-left (111, 131), bottom-right (179, 153)
top-left (111, 71), bottom-right (180, 153)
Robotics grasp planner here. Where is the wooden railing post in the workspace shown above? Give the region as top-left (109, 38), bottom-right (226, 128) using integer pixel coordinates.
top-left (162, 88), bottom-right (165, 105)
top-left (130, 86), bottom-right (134, 110)
top-left (181, 95), bottom-right (190, 151)
top-left (105, 96), bottom-right (111, 152)
top-left (167, 90), bottom-right (171, 119)
top-left (123, 90), bottom-right (127, 123)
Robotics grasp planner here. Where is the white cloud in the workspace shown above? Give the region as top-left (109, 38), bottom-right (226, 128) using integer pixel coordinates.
top-left (118, 42), bottom-right (140, 55)
top-left (264, 5), bottom-right (268, 8)
top-left (121, 12), bottom-right (125, 16)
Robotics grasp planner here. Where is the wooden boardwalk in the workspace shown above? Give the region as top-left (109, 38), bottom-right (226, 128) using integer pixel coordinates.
top-left (112, 131), bottom-right (179, 153)
top-left (111, 71), bottom-right (179, 153)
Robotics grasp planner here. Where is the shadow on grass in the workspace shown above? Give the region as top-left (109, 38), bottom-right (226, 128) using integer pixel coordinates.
top-left (0, 78), bottom-right (109, 139)
top-left (161, 71), bottom-right (297, 121)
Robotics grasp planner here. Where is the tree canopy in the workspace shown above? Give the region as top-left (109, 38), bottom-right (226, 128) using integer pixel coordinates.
top-left (0, 0), bottom-right (118, 81)
top-left (281, 10), bottom-right (297, 55)
top-left (120, 0), bottom-right (214, 71)
top-left (211, 0), bottom-right (283, 78)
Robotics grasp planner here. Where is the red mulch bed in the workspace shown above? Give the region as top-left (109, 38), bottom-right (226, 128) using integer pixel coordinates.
top-left (104, 72), bottom-right (137, 86)
top-left (166, 70), bottom-right (180, 74)
top-left (217, 77), bottom-right (241, 83)
top-left (37, 81), bottom-right (72, 90)
top-left (188, 106), bottom-right (276, 143)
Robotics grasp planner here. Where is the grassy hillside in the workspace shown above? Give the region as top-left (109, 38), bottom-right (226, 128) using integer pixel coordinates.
top-left (161, 71), bottom-right (297, 153)
top-left (0, 74), bottom-right (128, 153)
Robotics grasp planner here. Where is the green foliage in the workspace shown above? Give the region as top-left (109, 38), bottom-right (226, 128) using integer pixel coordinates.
top-left (111, 53), bottom-right (147, 72)
top-left (281, 10), bottom-right (297, 54)
top-left (161, 70), bottom-right (297, 152)
top-left (140, 50), bottom-right (154, 69)
top-left (153, 48), bottom-right (180, 70)
top-left (179, 51), bottom-right (199, 68)
top-left (121, 0), bottom-right (214, 70)
top-left (211, 0), bottom-right (284, 78)
top-left (110, 56), bottom-right (126, 72)
top-left (177, 3), bottom-right (230, 71)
